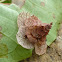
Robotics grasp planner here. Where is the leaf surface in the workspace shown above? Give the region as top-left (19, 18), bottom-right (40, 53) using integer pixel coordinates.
top-left (0, 4), bottom-right (32, 62)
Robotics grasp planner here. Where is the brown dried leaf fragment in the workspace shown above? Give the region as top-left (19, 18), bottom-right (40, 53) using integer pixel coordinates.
top-left (16, 12), bottom-right (52, 55)
top-left (25, 15), bottom-right (42, 26)
top-left (25, 23), bottom-right (52, 45)
top-left (25, 22), bottom-right (52, 55)
top-left (35, 42), bottom-right (47, 55)
top-left (16, 26), bottom-right (34, 49)
top-left (17, 12), bottom-right (30, 28)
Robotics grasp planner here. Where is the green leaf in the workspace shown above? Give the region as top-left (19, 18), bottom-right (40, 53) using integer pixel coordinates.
top-left (20, 0), bottom-right (62, 45)
top-left (0, 4), bottom-right (32, 62)
top-left (2, 0), bottom-right (12, 3)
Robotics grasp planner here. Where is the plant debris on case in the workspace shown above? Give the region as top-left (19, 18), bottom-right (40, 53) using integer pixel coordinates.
top-left (16, 12), bottom-right (52, 55)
